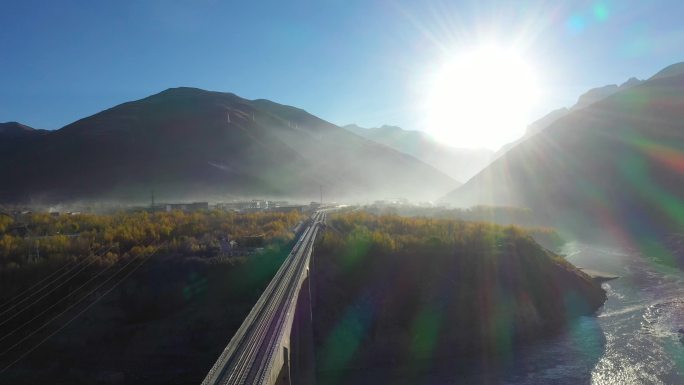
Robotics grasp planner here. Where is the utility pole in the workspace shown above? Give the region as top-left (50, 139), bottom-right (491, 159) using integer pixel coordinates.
top-left (320, 185), bottom-right (323, 205)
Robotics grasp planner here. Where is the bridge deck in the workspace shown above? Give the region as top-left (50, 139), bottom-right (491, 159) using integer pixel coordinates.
top-left (202, 211), bottom-right (324, 385)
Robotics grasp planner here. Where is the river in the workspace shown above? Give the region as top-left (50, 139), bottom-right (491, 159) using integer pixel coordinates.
top-left (492, 242), bottom-right (684, 384)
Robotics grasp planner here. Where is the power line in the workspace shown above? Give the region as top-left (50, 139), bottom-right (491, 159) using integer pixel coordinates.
top-left (0, 245), bottom-right (160, 372)
top-left (0, 259), bottom-right (77, 311)
top-left (0, 245), bottom-right (109, 312)
top-left (0, 250), bottom-right (104, 319)
top-left (0, 247), bottom-right (122, 341)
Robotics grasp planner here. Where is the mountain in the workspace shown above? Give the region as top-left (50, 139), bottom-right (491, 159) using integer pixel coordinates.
top-left (524, 108), bottom-right (570, 136)
top-left (0, 122), bottom-right (48, 154)
top-left (573, 77), bottom-right (643, 110)
top-left (442, 62), bottom-right (684, 267)
top-left (495, 108), bottom-right (569, 156)
top-left (495, 77), bottom-right (645, 157)
top-left (0, 122), bottom-right (47, 139)
top-left (0, 88), bottom-right (457, 204)
top-left (344, 124), bottom-right (493, 182)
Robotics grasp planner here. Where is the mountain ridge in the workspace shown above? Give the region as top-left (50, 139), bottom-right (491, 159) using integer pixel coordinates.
top-left (494, 76), bottom-right (645, 157)
top-left (0, 88), bottom-right (457, 204)
top-left (442, 62), bottom-right (684, 268)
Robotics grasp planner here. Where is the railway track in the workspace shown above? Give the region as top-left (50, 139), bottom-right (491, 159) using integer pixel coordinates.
top-left (202, 211), bottom-right (324, 385)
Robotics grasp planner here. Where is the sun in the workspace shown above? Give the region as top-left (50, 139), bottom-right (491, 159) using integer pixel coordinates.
top-left (423, 45), bottom-right (540, 150)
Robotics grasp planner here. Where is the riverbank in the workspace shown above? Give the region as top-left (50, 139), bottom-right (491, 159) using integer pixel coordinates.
top-left (578, 268), bottom-right (620, 283)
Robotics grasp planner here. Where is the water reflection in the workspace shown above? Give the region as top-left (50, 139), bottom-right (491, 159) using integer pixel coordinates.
top-left (570, 243), bottom-right (684, 385)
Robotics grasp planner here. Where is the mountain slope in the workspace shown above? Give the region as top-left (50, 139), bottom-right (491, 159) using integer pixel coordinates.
top-left (495, 77), bottom-right (644, 157)
top-left (0, 122), bottom-right (47, 152)
top-left (0, 88), bottom-right (457, 203)
top-left (574, 77), bottom-right (643, 110)
top-left (443, 63), bottom-right (684, 266)
top-left (345, 124), bottom-right (492, 182)
top-left (0, 122), bottom-right (47, 139)
top-left (494, 108), bottom-right (569, 156)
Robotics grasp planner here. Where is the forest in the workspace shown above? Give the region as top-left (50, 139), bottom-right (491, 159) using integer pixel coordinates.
top-left (0, 209), bottom-right (304, 384)
top-left (0, 210), bottom-right (302, 288)
top-left (313, 212), bottom-right (605, 384)
top-left (366, 204), bottom-right (565, 251)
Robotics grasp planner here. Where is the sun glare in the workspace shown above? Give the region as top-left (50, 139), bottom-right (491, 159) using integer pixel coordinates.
top-left (424, 46), bottom-right (540, 150)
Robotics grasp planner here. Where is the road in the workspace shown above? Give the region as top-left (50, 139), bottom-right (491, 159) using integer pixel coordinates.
top-left (202, 210), bottom-right (325, 385)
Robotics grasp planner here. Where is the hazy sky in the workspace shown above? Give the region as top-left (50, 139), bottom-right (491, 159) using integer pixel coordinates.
top-left (2, 0), bottom-right (683, 146)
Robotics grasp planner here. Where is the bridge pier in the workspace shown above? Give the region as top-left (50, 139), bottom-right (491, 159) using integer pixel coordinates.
top-left (272, 268), bottom-right (316, 385)
top-left (289, 268), bottom-right (316, 385)
top-left (273, 347), bottom-right (291, 385)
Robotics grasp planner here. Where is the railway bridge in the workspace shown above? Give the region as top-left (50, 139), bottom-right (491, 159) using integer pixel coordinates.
top-left (202, 210), bottom-right (325, 385)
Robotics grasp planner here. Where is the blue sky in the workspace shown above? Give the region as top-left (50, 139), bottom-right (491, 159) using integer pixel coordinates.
top-left (2, 0), bottom-right (683, 140)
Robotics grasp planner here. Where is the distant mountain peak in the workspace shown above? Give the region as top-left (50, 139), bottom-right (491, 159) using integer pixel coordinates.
top-left (149, 87), bottom-right (241, 101)
top-left (620, 77), bottom-right (642, 88)
top-left (573, 77), bottom-right (643, 110)
top-left (650, 62), bottom-right (684, 80)
top-left (0, 122), bottom-right (47, 139)
top-left (345, 124), bottom-right (402, 133)
top-left (344, 123), bottom-right (493, 182)
top-left (158, 86), bottom-right (211, 95)
top-left (0, 121), bottom-right (36, 132)
top-left (379, 124), bottom-right (402, 131)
